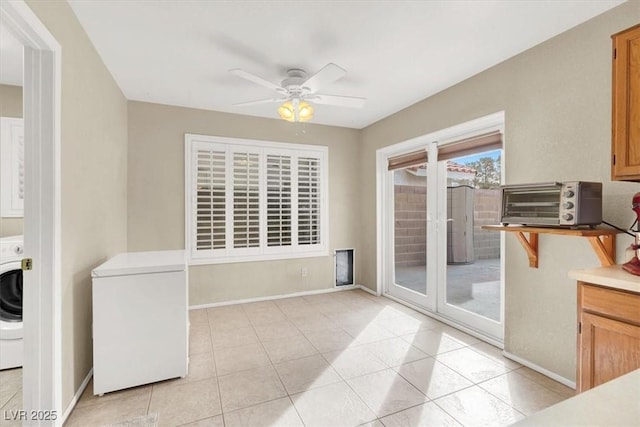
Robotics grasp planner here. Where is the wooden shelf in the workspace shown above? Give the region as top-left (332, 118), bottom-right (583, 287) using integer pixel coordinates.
top-left (482, 225), bottom-right (619, 268)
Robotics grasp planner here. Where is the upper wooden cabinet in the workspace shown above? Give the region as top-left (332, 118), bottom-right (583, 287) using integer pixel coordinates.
top-left (611, 24), bottom-right (640, 182)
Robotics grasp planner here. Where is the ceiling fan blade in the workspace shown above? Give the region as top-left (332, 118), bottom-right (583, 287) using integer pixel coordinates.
top-left (234, 97), bottom-right (284, 107)
top-left (230, 69), bottom-right (286, 94)
top-left (311, 94), bottom-right (366, 108)
top-left (302, 63), bottom-right (346, 92)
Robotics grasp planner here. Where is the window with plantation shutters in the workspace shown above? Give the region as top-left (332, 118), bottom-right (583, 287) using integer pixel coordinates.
top-left (185, 134), bottom-right (328, 264)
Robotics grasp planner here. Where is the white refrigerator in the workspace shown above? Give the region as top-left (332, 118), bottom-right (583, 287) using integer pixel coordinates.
top-left (91, 250), bottom-right (188, 395)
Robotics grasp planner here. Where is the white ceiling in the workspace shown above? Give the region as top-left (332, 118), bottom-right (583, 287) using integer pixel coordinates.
top-left (7, 1), bottom-right (625, 129)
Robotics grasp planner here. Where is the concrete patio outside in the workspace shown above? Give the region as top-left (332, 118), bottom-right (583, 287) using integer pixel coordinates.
top-left (394, 258), bottom-right (501, 321)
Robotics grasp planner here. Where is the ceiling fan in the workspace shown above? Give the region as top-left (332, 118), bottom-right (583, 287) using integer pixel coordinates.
top-left (230, 63), bottom-right (366, 122)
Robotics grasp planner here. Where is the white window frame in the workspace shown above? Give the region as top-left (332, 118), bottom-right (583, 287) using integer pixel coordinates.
top-left (185, 134), bottom-right (329, 265)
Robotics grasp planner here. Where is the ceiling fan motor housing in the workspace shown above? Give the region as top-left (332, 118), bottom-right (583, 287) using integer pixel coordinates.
top-left (282, 69), bottom-right (310, 95)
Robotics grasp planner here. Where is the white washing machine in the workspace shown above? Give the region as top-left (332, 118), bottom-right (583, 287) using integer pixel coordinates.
top-left (0, 235), bottom-right (24, 370)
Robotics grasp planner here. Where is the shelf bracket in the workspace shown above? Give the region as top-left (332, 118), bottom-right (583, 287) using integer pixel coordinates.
top-left (482, 225), bottom-right (619, 269)
top-left (587, 234), bottom-right (616, 267)
top-left (515, 232), bottom-right (539, 268)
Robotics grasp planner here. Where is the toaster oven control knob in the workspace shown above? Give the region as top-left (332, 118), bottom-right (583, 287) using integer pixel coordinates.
top-left (562, 213), bottom-right (574, 221)
top-left (563, 202), bottom-right (574, 209)
top-left (563, 190), bottom-right (575, 198)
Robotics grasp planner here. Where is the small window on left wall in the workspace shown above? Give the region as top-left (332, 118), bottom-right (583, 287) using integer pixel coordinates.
top-left (0, 117), bottom-right (24, 217)
top-left (185, 134), bottom-right (329, 265)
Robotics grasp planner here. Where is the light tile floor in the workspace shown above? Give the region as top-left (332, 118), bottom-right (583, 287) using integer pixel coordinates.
top-left (0, 368), bottom-right (21, 427)
top-left (6, 290), bottom-right (575, 426)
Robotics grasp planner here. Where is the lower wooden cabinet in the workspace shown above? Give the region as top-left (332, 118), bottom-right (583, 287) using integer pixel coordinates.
top-left (577, 282), bottom-right (640, 392)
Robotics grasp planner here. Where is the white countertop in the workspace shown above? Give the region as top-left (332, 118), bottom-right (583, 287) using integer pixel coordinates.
top-left (511, 369), bottom-right (640, 426)
top-left (92, 250), bottom-right (186, 278)
top-left (568, 265), bottom-right (640, 294)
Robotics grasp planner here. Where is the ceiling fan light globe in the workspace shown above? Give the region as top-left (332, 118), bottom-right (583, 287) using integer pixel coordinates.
top-left (278, 101), bottom-right (296, 122)
top-left (298, 101), bottom-right (314, 122)
top-left (278, 100), bottom-right (313, 122)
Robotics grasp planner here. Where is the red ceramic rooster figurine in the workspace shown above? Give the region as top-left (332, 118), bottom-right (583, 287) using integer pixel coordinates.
top-left (622, 192), bottom-right (640, 276)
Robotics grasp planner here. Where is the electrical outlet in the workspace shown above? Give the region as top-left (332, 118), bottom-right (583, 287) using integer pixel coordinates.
top-left (301, 267), bottom-right (308, 277)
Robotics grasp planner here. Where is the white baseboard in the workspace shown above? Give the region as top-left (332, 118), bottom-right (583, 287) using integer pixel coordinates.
top-left (502, 351), bottom-right (576, 390)
top-left (358, 285), bottom-right (379, 296)
top-left (189, 284), bottom-right (364, 310)
top-left (61, 368), bottom-right (93, 424)
top-left (382, 292), bottom-right (576, 390)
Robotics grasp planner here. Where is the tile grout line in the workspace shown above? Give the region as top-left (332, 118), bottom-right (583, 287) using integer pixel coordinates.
top-left (244, 302), bottom-right (291, 412)
top-left (304, 298), bottom-right (426, 424)
top-left (145, 384), bottom-right (153, 416)
top-left (488, 367), bottom-right (569, 402)
top-left (475, 378), bottom-right (541, 419)
top-left (510, 367), bottom-right (575, 397)
top-left (285, 394), bottom-right (307, 426)
top-left (204, 308), bottom-right (225, 422)
top-left (430, 394), bottom-right (471, 427)
top-left (373, 400), bottom-right (431, 424)
top-left (262, 295), bottom-right (385, 425)
top-left (228, 300), bottom-right (306, 425)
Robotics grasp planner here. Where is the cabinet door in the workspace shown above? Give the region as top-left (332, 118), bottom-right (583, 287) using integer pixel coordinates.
top-left (579, 311), bottom-right (640, 392)
top-left (611, 24), bottom-right (640, 181)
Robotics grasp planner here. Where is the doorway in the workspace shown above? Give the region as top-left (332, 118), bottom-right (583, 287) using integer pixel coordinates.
top-left (378, 113), bottom-right (505, 342)
top-left (0, 0), bottom-right (62, 423)
top-left (0, 21), bottom-right (25, 417)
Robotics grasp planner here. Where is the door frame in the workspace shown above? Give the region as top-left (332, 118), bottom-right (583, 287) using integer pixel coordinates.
top-left (0, 0), bottom-right (62, 422)
top-left (376, 112), bottom-right (505, 341)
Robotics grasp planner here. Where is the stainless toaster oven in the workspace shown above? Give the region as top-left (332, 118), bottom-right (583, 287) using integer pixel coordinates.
top-left (500, 182), bottom-right (602, 227)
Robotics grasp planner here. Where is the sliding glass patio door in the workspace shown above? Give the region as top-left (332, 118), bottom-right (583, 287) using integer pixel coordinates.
top-left (383, 121), bottom-right (504, 341)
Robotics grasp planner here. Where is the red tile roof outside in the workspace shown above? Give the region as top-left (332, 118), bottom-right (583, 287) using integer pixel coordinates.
top-left (446, 161), bottom-right (477, 174)
top-left (407, 161), bottom-right (476, 175)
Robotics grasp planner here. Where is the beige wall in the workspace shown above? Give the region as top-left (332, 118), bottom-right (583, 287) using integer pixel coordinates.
top-left (18, 0), bottom-right (640, 411)
top-left (26, 0), bottom-right (128, 410)
top-left (127, 102), bottom-right (361, 304)
top-left (360, 1), bottom-right (640, 382)
top-left (0, 84), bottom-right (24, 237)
top-left (0, 84), bottom-right (22, 117)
